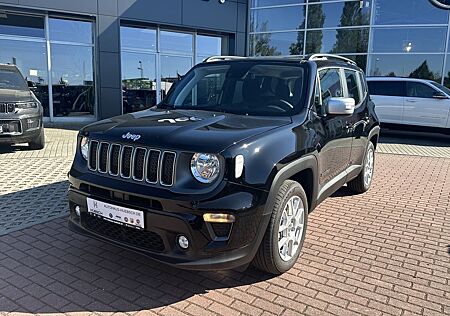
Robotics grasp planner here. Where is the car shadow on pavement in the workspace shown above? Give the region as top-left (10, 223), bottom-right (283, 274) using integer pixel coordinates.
top-left (379, 130), bottom-right (450, 147)
top-left (0, 144), bottom-right (32, 153)
top-left (0, 183), bottom-right (274, 314)
top-left (0, 182), bottom-right (69, 236)
top-left (329, 186), bottom-right (355, 198)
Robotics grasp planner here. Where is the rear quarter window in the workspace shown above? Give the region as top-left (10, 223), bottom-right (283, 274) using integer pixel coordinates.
top-left (367, 80), bottom-right (405, 97)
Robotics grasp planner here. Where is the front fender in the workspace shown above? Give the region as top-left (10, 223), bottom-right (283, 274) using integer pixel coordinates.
top-left (263, 154), bottom-right (319, 216)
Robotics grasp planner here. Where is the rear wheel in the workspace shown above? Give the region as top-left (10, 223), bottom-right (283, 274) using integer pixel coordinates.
top-left (253, 180), bottom-right (308, 275)
top-left (347, 142), bottom-right (375, 193)
top-left (29, 129), bottom-right (45, 150)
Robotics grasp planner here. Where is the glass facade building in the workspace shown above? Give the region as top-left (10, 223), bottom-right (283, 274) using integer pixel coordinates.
top-left (249, 0), bottom-right (450, 87)
top-left (0, 0), bottom-right (246, 123)
top-left (3, 0), bottom-right (450, 124)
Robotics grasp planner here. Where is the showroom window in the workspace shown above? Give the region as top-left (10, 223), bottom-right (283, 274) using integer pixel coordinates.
top-left (0, 13), bottom-right (95, 120)
top-left (120, 26), bottom-right (223, 114)
top-left (373, 0), bottom-right (449, 25)
top-left (49, 18), bottom-right (95, 118)
top-left (369, 0), bottom-right (449, 84)
top-left (249, 0), bottom-right (371, 70)
top-left (120, 27), bottom-right (157, 114)
top-left (160, 30), bottom-right (194, 100)
top-left (0, 14), bottom-right (49, 115)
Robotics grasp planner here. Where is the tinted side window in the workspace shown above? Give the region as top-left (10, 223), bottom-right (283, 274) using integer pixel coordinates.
top-left (319, 68), bottom-right (343, 106)
top-left (367, 81), bottom-right (405, 97)
top-left (406, 82), bottom-right (437, 98)
top-left (344, 70), bottom-right (361, 105)
top-left (359, 72), bottom-right (368, 95)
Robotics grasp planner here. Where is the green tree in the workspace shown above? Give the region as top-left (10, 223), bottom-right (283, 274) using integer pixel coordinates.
top-left (303, 4), bottom-right (325, 54)
top-left (289, 6), bottom-right (309, 55)
top-left (250, 21), bottom-right (281, 56)
top-left (443, 72), bottom-right (450, 88)
top-left (409, 61), bottom-right (435, 80)
top-left (332, 2), bottom-right (369, 54)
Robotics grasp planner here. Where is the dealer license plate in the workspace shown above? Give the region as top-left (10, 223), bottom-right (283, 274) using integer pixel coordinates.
top-left (86, 198), bottom-right (144, 230)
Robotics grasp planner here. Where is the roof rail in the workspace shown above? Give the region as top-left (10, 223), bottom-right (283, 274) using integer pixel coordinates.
top-left (203, 55), bottom-right (246, 63)
top-left (307, 54), bottom-right (357, 66)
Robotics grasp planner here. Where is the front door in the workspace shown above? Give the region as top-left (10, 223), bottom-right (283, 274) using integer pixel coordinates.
top-left (404, 81), bottom-right (450, 128)
top-left (316, 68), bottom-right (353, 193)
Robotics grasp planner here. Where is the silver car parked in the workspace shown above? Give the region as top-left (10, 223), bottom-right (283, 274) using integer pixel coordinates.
top-left (0, 64), bottom-right (45, 149)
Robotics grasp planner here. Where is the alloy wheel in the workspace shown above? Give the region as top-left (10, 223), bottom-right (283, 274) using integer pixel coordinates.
top-left (364, 147), bottom-right (374, 187)
top-left (278, 195), bottom-right (305, 262)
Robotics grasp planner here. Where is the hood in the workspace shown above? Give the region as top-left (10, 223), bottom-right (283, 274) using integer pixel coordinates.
top-left (0, 89), bottom-right (34, 102)
top-left (83, 108), bottom-right (292, 153)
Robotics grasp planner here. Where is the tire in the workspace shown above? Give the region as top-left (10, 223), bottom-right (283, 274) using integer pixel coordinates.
top-left (29, 129), bottom-right (45, 150)
top-left (347, 141), bottom-right (375, 194)
top-left (253, 180), bottom-right (308, 275)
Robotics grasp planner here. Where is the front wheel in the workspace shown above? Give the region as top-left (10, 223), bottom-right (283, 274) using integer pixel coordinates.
top-left (252, 180), bottom-right (308, 275)
top-left (347, 142), bottom-right (375, 193)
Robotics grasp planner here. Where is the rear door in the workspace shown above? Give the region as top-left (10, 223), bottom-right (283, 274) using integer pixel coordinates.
top-left (344, 70), bottom-right (368, 167)
top-left (367, 80), bottom-right (405, 124)
top-left (404, 81), bottom-right (450, 128)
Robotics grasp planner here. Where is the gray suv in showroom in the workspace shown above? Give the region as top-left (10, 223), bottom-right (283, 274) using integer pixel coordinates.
top-left (0, 64), bottom-right (45, 149)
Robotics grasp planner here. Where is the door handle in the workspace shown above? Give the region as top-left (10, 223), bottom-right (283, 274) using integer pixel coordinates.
top-left (406, 99), bottom-right (417, 103)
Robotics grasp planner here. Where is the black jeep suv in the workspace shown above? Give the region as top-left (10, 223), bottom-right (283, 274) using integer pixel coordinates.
top-left (0, 64), bottom-right (45, 149)
top-left (68, 54), bottom-right (380, 274)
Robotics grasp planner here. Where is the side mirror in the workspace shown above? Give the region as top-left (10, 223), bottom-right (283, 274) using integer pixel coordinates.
top-left (326, 97), bottom-right (355, 115)
top-left (433, 92), bottom-right (448, 99)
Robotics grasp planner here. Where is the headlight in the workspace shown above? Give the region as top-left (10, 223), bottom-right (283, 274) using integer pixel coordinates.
top-left (80, 137), bottom-right (89, 160)
top-left (16, 101), bottom-right (38, 109)
top-left (190, 153), bottom-right (220, 183)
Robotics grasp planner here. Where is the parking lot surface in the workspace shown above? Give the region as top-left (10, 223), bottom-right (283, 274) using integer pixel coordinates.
top-left (0, 129), bottom-right (449, 316)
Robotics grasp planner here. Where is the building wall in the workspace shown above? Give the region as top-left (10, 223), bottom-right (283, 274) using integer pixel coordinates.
top-left (0, 0), bottom-right (248, 120)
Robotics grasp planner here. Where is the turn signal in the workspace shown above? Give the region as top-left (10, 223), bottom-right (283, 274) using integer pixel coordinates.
top-left (203, 213), bottom-right (235, 223)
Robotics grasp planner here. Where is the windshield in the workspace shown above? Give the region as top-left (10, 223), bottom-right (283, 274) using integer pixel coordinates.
top-left (160, 61), bottom-right (307, 116)
top-left (0, 69), bottom-right (28, 90)
top-left (429, 81), bottom-right (450, 96)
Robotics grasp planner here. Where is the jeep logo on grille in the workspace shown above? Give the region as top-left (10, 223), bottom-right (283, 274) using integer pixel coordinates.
top-left (122, 132), bottom-right (141, 141)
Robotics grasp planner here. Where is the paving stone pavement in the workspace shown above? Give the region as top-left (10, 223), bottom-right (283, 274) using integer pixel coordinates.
top-left (0, 128), bottom-right (77, 235)
top-left (0, 128), bottom-right (449, 315)
top-left (377, 132), bottom-right (450, 158)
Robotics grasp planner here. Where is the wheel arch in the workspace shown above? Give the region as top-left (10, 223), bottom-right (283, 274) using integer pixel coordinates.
top-left (368, 125), bottom-right (381, 149)
top-left (263, 154), bottom-right (319, 216)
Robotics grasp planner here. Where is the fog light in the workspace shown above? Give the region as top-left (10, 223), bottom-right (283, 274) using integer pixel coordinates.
top-left (177, 235), bottom-right (189, 249)
top-left (75, 205), bottom-right (81, 217)
top-left (203, 213), bottom-right (235, 223)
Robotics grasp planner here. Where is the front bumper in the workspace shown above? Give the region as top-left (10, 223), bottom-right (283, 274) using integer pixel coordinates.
top-left (0, 113), bottom-right (43, 144)
top-left (67, 174), bottom-right (270, 270)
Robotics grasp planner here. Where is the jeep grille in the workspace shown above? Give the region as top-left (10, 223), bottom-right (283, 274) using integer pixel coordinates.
top-left (87, 141), bottom-right (176, 187)
top-left (0, 103), bottom-right (15, 113)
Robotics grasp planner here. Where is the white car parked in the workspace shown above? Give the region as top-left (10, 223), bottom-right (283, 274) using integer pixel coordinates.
top-left (367, 77), bottom-right (450, 133)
